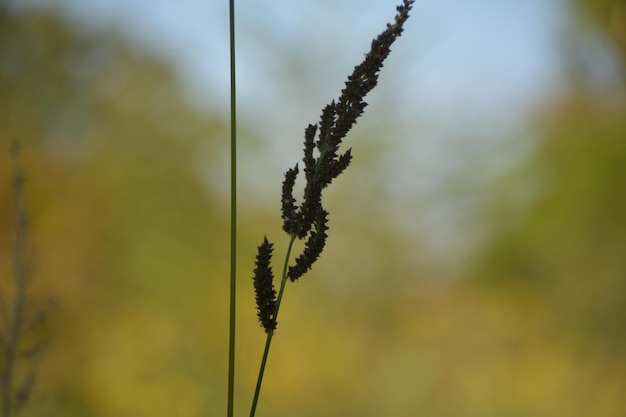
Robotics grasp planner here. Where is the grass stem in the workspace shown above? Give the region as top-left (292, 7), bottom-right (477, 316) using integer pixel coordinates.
top-left (227, 0), bottom-right (237, 416)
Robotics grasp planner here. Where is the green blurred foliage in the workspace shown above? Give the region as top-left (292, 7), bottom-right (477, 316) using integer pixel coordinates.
top-left (1, 2), bottom-right (626, 417)
top-left (464, 96), bottom-right (626, 416)
top-left (461, 4), bottom-right (626, 414)
top-left (576, 0), bottom-right (626, 57)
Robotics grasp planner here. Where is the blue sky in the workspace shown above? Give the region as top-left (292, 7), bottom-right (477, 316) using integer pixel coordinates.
top-left (10, 0), bottom-right (623, 264)
top-left (11, 0), bottom-right (571, 124)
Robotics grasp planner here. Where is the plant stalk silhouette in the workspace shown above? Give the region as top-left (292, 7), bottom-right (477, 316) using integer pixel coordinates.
top-left (1, 144), bottom-right (49, 417)
top-left (248, 2), bottom-right (414, 415)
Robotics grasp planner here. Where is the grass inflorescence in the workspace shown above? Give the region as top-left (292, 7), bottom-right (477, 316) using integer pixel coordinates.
top-left (247, 1), bottom-right (414, 415)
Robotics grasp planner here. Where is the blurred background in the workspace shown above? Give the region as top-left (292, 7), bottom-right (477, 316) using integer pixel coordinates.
top-left (1, 0), bottom-right (625, 416)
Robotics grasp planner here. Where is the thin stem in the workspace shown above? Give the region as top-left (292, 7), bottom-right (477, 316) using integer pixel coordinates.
top-left (249, 235), bottom-right (297, 417)
top-left (227, 0), bottom-right (237, 416)
top-left (2, 144), bottom-right (29, 417)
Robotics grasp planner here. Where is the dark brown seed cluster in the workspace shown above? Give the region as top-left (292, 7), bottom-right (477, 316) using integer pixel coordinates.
top-left (288, 209), bottom-right (329, 281)
top-left (252, 238), bottom-right (277, 333)
top-left (252, 0), bottom-right (414, 332)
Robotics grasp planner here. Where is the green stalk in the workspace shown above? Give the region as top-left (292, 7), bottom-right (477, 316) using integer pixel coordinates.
top-left (249, 235), bottom-right (297, 417)
top-left (227, 0), bottom-right (237, 416)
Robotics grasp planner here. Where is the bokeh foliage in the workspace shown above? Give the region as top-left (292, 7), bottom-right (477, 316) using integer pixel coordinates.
top-left (1, 2), bottom-right (625, 417)
top-left (1, 6), bottom-right (232, 416)
top-left (576, 0), bottom-right (626, 57)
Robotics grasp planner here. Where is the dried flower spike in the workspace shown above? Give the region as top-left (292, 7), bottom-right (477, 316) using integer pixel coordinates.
top-left (259, 0), bottom-right (413, 332)
top-left (281, 165), bottom-right (300, 235)
top-left (249, 3), bottom-right (414, 414)
top-left (288, 208), bottom-right (329, 282)
top-left (277, 0), bottom-right (414, 281)
top-left (252, 238), bottom-right (277, 333)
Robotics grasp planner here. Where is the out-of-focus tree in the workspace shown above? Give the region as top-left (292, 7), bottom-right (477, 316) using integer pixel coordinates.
top-left (0, 5), bottom-right (236, 416)
top-left (576, 0), bottom-right (626, 57)
top-left (460, 2), bottom-right (626, 416)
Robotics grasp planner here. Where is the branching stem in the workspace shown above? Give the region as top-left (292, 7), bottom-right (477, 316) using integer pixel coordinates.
top-left (1, 144), bottom-right (29, 417)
